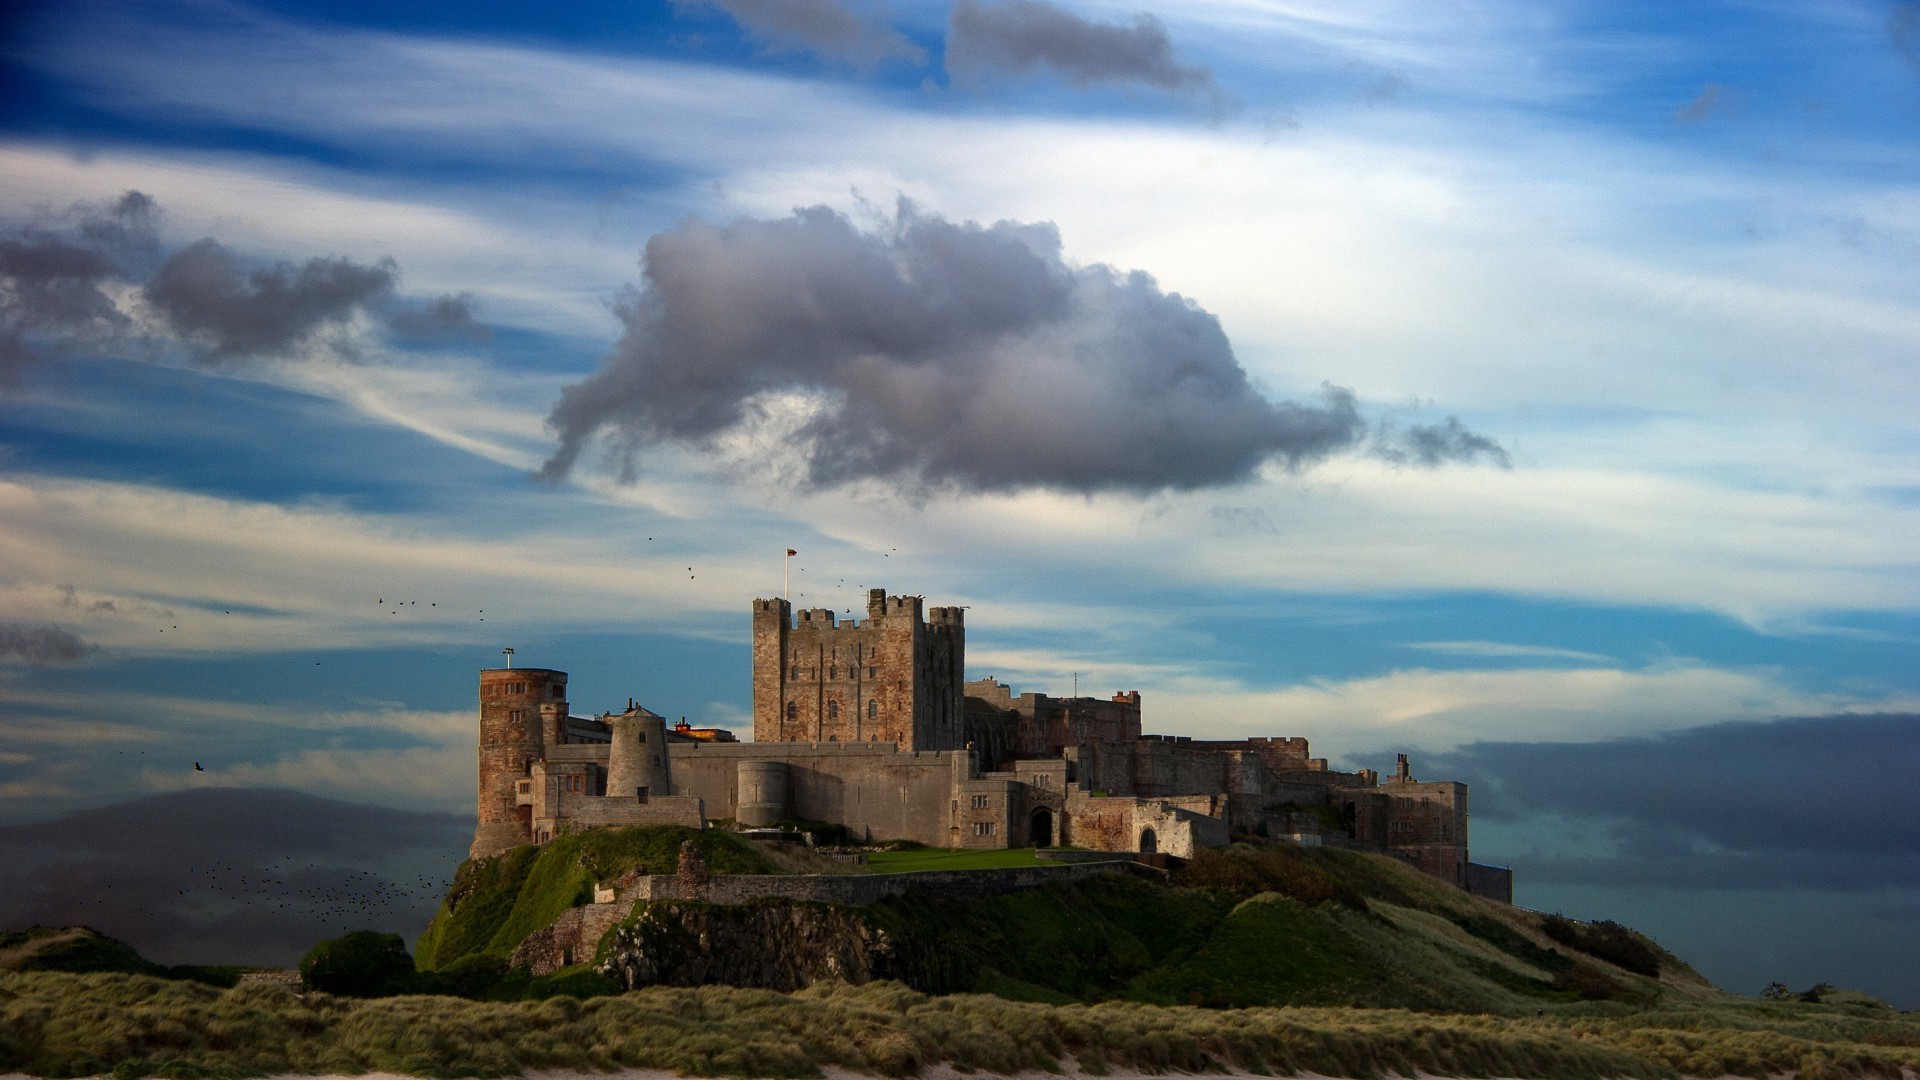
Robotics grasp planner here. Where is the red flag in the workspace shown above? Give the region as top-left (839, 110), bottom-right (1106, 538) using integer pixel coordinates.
top-left (786, 548), bottom-right (797, 556)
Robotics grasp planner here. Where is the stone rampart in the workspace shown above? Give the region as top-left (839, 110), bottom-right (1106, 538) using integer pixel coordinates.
top-left (672, 740), bottom-right (963, 846)
top-left (509, 899), bottom-right (628, 974)
top-left (628, 858), bottom-right (1152, 905)
top-left (566, 794), bottom-right (706, 829)
top-left (1466, 861), bottom-right (1514, 904)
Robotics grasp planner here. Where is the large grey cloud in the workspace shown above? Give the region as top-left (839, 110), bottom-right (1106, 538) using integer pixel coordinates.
top-left (0, 788), bottom-right (469, 967)
top-left (0, 624), bottom-right (97, 666)
top-left (0, 191), bottom-right (156, 382)
top-left (143, 239), bottom-right (397, 363)
top-left (0, 191), bottom-right (483, 379)
top-left (673, 0), bottom-right (925, 67)
top-left (543, 202), bottom-right (1482, 494)
top-left (946, 0), bottom-right (1214, 95)
top-left (1428, 713), bottom-right (1920, 891)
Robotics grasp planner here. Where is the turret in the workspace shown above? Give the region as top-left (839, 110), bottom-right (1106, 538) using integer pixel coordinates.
top-left (606, 706), bottom-right (671, 800)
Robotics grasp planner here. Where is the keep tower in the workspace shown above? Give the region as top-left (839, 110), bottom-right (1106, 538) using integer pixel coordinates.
top-left (752, 588), bottom-right (964, 749)
top-left (472, 666), bottom-right (569, 858)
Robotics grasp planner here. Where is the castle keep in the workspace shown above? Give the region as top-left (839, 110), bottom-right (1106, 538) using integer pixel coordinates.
top-left (471, 587), bottom-right (1511, 901)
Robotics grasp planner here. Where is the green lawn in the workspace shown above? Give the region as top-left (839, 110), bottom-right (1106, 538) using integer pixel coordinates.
top-left (865, 847), bottom-right (1052, 872)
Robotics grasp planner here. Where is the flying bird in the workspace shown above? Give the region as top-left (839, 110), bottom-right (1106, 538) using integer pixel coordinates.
top-left (194, 761), bottom-right (204, 771)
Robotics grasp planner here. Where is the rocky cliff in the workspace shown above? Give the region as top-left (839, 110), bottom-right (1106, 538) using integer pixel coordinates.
top-left (597, 900), bottom-right (899, 991)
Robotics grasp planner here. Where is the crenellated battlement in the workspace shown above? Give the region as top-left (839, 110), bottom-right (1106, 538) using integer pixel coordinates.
top-left (753, 585), bottom-right (965, 751)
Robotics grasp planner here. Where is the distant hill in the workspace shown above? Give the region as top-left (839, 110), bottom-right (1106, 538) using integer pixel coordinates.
top-left (0, 787), bottom-right (470, 968)
top-left (0, 925), bottom-right (241, 986)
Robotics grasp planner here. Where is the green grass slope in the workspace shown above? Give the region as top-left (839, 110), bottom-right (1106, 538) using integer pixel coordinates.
top-left (866, 843), bottom-right (1725, 1014)
top-left (415, 826), bottom-right (774, 970)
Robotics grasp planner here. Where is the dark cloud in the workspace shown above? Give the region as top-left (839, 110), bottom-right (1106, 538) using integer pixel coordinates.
top-left (0, 624), bottom-right (97, 666)
top-left (1432, 713), bottom-right (1920, 890)
top-left (946, 0), bottom-right (1215, 95)
top-left (674, 0), bottom-right (925, 67)
top-left (385, 292), bottom-right (492, 343)
top-left (0, 191), bottom-right (157, 376)
top-left (1375, 416), bottom-right (1511, 468)
top-left (541, 202), bottom-right (1378, 494)
top-left (143, 239), bottom-right (397, 364)
top-left (1, 191), bottom-right (480, 379)
top-left (0, 789), bottom-right (469, 967)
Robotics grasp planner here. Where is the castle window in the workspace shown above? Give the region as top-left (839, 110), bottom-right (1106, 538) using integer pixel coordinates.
top-left (786, 701), bottom-right (796, 721)
top-left (868, 700), bottom-right (878, 719)
top-left (971, 821), bottom-right (996, 837)
top-left (868, 666), bottom-right (877, 678)
top-left (971, 795), bottom-right (989, 809)
top-left (827, 700), bottom-right (839, 720)
top-left (828, 665), bottom-right (836, 679)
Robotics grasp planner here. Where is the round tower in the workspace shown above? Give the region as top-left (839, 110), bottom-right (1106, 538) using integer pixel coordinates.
top-left (606, 706), bottom-right (671, 801)
top-left (472, 667), bottom-right (568, 858)
top-left (736, 760), bottom-right (792, 827)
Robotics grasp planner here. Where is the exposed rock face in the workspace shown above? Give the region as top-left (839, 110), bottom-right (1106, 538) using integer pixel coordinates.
top-left (677, 840), bottom-right (709, 891)
top-left (597, 900), bottom-right (896, 991)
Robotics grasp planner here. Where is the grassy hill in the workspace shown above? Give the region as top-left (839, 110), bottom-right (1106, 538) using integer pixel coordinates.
top-left (841, 843), bottom-right (1720, 1012)
top-left (0, 926), bottom-right (241, 987)
top-left (418, 828), bottom-right (1722, 1014)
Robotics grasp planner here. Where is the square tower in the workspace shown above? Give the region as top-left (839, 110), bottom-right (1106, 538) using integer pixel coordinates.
top-left (752, 588), bottom-right (964, 749)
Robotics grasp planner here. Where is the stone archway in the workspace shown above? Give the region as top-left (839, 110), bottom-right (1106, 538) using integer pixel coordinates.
top-left (1139, 827), bottom-right (1157, 854)
top-left (1030, 807), bottom-right (1054, 848)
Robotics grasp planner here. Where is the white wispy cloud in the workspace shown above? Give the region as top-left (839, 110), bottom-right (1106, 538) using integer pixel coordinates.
top-left (1403, 640), bottom-right (1614, 662)
top-left (0, 474), bottom-right (778, 656)
top-left (1145, 661), bottom-right (1920, 754)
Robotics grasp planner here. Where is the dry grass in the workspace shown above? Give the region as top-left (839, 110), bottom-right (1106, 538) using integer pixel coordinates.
top-left (4, 971), bottom-right (1917, 1080)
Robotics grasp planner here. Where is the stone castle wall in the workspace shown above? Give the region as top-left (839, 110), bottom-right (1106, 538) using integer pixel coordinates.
top-left (670, 741), bottom-right (964, 847)
top-left (472, 587), bottom-right (1487, 899)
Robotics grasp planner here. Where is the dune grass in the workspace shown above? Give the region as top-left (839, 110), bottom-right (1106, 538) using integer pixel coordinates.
top-left (3, 970), bottom-right (1916, 1080)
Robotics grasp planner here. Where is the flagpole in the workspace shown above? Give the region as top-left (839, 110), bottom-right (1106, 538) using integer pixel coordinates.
top-left (784, 548), bottom-right (793, 605)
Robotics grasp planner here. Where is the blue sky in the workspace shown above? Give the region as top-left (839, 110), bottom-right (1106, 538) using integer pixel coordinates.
top-left (2, 0), bottom-right (1917, 1004)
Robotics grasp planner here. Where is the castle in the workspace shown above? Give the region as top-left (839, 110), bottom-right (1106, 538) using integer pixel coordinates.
top-left (472, 588), bottom-right (1513, 902)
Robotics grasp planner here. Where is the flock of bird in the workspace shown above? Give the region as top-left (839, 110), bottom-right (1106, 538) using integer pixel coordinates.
top-left (169, 862), bottom-right (452, 929)
top-left (146, 545), bottom-right (908, 803)
top-left (54, 859), bottom-right (456, 939)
